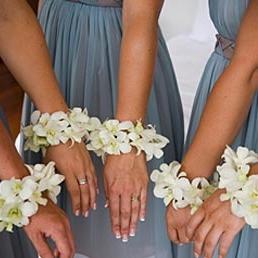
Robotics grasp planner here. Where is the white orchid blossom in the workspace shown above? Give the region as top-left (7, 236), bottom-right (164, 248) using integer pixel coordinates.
top-left (23, 108), bottom-right (96, 154)
top-left (87, 120), bottom-right (169, 162)
top-left (0, 162), bottom-right (65, 232)
top-left (151, 161), bottom-right (215, 214)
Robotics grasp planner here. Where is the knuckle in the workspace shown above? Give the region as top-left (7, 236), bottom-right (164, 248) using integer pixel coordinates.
top-left (121, 211), bottom-right (130, 220)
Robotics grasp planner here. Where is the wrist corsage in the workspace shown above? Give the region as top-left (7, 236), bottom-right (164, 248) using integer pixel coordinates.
top-left (0, 162), bottom-right (64, 232)
top-left (23, 108), bottom-right (101, 154)
top-left (86, 119), bottom-right (169, 162)
top-left (217, 146), bottom-right (258, 228)
top-left (151, 161), bottom-right (216, 214)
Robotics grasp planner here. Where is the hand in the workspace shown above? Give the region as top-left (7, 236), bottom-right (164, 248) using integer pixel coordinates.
top-left (104, 152), bottom-right (149, 242)
top-left (24, 200), bottom-right (75, 258)
top-left (45, 142), bottom-right (97, 217)
top-left (166, 204), bottom-right (192, 244)
top-left (186, 189), bottom-right (245, 258)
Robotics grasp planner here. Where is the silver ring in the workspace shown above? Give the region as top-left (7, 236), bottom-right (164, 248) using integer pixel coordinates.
top-left (78, 178), bottom-right (88, 185)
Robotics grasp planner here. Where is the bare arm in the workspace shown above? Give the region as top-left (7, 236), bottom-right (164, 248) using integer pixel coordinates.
top-left (0, 0), bottom-right (67, 113)
top-left (116, 0), bottom-right (164, 121)
top-left (104, 0), bottom-right (164, 242)
top-left (182, 0), bottom-right (258, 179)
top-left (0, 122), bottom-right (28, 179)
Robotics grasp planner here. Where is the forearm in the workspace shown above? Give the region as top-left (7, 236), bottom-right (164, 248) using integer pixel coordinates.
top-left (182, 0), bottom-right (258, 179)
top-left (0, 0), bottom-right (67, 113)
top-left (0, 122), bottom-right (28, 179)
top-left (116, 1), bottom-right (162, 121)
top-left (183, 63), bottom-right (257, 179)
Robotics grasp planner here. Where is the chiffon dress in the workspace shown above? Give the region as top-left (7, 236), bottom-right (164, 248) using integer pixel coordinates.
top-left (178, 0), bottom-right (258, 257)
top-left (21, 0), bottom-right (184, 257)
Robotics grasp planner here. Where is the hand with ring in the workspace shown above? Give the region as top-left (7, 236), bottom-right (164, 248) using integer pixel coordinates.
top-left (45, 141), bottom-right (98, 218)
top-left (104, 151), bottom-right (149, 242)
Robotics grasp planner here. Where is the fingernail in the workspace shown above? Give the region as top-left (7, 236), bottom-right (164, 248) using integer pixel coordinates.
top-left (104, 203), bottom-right (109, 208)
top-left (97, 188), bottom-right (100, 195)
top-left (194, 252), bottom-right (199, 258)
top-left (122, 235), bottom-right (128, 243)
top-left (179, 243), bottom-right (183, 246)
top-left (115, 233), bottom-right (121, 239)
top-left (84, 211), bottom-right (89, 218)
top-left (129, 230), bottom-right (135, 237)
top-left (140, 217), bottom-right (145, 222)
top-left (75, 210), bottom-right (80, 216)
top-left (93, 203), bottom-right (97, 210)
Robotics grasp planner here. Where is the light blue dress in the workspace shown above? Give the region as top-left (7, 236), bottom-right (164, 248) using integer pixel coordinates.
top-left (21, 0), bottom-right (184, 257)
top-left (181, 0), bottom-right (258, 257)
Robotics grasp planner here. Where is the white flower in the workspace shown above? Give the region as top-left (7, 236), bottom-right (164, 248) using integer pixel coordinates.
top-left (223, 146), bottom-right (258, 172)
top-left (151, 162), bottom-right (190, 207)
top-left (0, 199), bottom-right (38, 232)
top-left (230, 175), bottom-right (258, 228)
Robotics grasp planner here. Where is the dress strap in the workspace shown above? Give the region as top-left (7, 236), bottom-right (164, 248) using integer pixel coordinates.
top-left (66, 0), bottom-right (122, 7)
top-left (215, 34), bottom-right (235, 60)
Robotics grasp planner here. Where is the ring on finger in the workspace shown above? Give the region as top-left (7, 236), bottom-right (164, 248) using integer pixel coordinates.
top-left (78, 178), bottom-right (88, 186)
top-left (131, 196), bottom-right (140, 202)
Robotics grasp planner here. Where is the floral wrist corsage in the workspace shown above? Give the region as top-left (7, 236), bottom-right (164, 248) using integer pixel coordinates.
top-left (151, 161), bottom-right (216, 214)
top-left (86, 119), bottom-right (169, 162)
top-left (23, 108), bottom-right (100, 154)
top-left (0, 162), bottom-right (64, 232)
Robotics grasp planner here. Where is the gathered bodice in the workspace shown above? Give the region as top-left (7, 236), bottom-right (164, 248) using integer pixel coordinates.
top-left (209, 0), bottom-right (249, 40)
top-left (66, 0), bottom-right (122, 7)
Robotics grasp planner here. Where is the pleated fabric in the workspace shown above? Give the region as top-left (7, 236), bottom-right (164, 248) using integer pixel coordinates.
top-left (177, 0), bottom-right (258, 257)
top-left (21, 0), bottom-right (184, 257)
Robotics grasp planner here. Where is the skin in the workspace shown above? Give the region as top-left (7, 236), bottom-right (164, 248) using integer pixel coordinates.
top-left (103, 0), bottom-right (164, 242)
top-left (0, 0), bottom-right (97, 218)
top-left (0, 0), bottom-right (97, 256)
top-left (166, 1), bottom-right (258, 258)
top-left (0, 122), bottom-right (75, 258)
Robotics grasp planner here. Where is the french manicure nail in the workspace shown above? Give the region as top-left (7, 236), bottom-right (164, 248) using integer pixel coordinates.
top-left (84, 211), bottom-right (89, 218)
top-left (97, 188), bottom-right (100, 195)
top-left (115, 233), bottom-right (121, 239)
top-left (93, 203), bottom-right (97, 210)
top-left (140, 217), bottom-right (145, 222)
top-left (75, 210), bottom-right (80, 216)
top-left (104, 202), bottom-right (109, 208)
top-left (194, 252), bottom-right (199, 258)
top-left (122, 235), bottom-right (128, 243)
top-left (129, 230), bottom-right (135, 237)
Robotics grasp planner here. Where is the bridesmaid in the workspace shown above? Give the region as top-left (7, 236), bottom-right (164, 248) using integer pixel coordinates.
top-left (22, 0), bottom-right (184, 257)
top-left (167, 0), bottom-right (258, 258)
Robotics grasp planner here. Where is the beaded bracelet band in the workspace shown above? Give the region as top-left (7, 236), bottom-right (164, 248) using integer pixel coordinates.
top-left (0, 162), bottom-right (64, 232)
top-left (86, 119), bottom-right (170, 162)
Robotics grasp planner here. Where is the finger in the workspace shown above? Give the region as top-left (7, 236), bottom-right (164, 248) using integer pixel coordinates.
top-left (139, 187), bottom-right (147, 222)
top-left (79, 181), bottom-right (90, 217)
top-left (203, 226), bottom-right (223, 258)
top-left (66, 175), bottom-right (81, 216)
top-left (193, 219), bottom-right (213, 257)
top-left (129, 193), bottom-right (141, 237)
top-left (120, 194), bottom-right (132, 242)
top-left (51, 226), bottom-right (73, 258)
top-left (177, 227), bottom-right (189, 244)
top-left (63, 216), bottom-right (75, 255)
top-left (86, 171), bottom-right (97, 210)
top-left (219, 232), bottom-right (236, 258)
top-left (30, 233), bottom-right (54, 258)
top-left (167, 226), bottom-right (179, 244)
top-left (109, 190), bottom-right (121, 239)
top-left (186, 208), bottom-right (205, 240)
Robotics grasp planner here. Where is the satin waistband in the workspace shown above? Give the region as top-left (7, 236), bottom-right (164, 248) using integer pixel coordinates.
top-left (215, 34), bottom-right (235, 60)
top-left (66, 0), bottom-right (122, 7)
